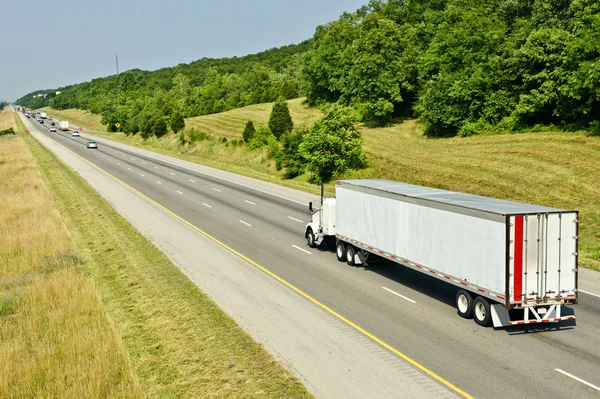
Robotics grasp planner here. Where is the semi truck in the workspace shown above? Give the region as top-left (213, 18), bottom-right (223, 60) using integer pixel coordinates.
top-left (59, 121), bottom-right (69, 131)
top-left (40, 112), bottom-right (47, 119)
top-left (305, 179), bottom-right (578, 328)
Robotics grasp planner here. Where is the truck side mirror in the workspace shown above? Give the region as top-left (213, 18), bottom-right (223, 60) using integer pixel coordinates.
top-left (309, 202), bottom-right (313, 212)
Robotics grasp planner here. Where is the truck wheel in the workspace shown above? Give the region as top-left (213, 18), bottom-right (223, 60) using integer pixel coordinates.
top-left (473, 297), bottom-right (492, 327)
top-left (346, 245), bottom-right (356, 266)
top-left (456, 290), bottom-right (474, 319)
top-left (306, 228), bottom-right (317, 248)
top-left (336, 241), bottom-right (346, 262)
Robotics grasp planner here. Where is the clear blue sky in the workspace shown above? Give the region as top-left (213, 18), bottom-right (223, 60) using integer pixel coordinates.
top-left (1, 0), bottom-right (367, 102)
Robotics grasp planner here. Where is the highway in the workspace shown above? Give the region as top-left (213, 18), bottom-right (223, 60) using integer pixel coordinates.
top-left (24, 114), bottom-right (600, 398)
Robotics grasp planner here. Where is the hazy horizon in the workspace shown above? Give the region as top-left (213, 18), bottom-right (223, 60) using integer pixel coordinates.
top-left (1, 0), bottom-right (367, 101)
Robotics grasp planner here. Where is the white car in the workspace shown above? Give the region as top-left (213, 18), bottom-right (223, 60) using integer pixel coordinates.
top-left (47, 117), bottom-right (52, 120)
top-left (87, 141), bottom-right (97, 149)
top-left (72, 132), bottom-right (80, 137)
top-left (50, 127), bottom-right (56, 132)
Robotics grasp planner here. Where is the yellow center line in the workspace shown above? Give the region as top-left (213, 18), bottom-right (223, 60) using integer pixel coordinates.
top-left (30, 126), bottom-right (474, 399)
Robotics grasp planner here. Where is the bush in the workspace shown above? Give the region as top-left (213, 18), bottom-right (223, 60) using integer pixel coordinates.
top-left (249, 127), bottom-right (275, 149)
top-left (170, 111), bottom-right (185, 133)
top-left (178, 131), bottom-right (186, 145)
top-left (0, 127), bottom-right (16, 136)
top-left (268, 98), bottom-right (293, 140)
top-left (242, 121), bottom-right (256, 143)
top-left (153, 117), bottom-right (168, 138)
top-left (188, 128), bottom-right (211, 144)
top-left (281, 129), bottom-right (306, 179)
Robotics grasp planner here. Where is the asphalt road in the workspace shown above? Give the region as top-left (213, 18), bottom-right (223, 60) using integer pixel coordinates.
top-left (24, 114), bottom-right (600, 398)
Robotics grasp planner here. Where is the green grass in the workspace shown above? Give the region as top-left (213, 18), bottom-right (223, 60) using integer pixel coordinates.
top-left (43, 102), bottom-right (600, 271)
top-left (42, 107), bottom-right (105, 131)
top-left (18, 115), bottom-right (312, 398)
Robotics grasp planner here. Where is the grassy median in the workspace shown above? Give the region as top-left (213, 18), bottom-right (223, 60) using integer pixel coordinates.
top-left (3, 110), bottom-right (311, 398)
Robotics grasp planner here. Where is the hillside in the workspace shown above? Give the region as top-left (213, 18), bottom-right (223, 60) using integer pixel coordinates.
top-left (42, 101), bottom-right (600, 272)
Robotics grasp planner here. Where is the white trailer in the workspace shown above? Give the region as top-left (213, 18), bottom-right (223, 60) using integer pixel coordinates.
top-left (59, 121), bottom-right (69, 131)
top-left (40, 112), bottom-right (47, 119)
top-left (305, 180), bottom-right (578, 328)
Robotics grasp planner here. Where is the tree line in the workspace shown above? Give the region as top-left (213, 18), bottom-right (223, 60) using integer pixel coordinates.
top-left (16, 0), bottom-right (600, 137)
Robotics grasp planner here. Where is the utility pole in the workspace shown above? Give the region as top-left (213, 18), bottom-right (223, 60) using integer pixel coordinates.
top-left (116, 53), bottom-right (120, 75)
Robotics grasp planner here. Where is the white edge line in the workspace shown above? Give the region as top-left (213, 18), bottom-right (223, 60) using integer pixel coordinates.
top-left (128, 167), bottom-right (132, 171)
top-left (239, 220), bottom-right (252, 227)
top-left (579, 289), bottom-right (600, 299)
top-left (213, 188), bottom-right (221, 192)
top-left (555, 369), bottom-right (600, 392)
top-left (170, 172), bottom-right (176, 175)
top-left (244, 200), bottom-right (256, 205)
top-left (140, 174), bottom-right (145, 177)
top-left (202, 203), bottom-right (212, 208)
top-left (189, 179), bottom-right (196, 183)
top-left (292, 245), bottom-right (312, 255)
top-left (288, 216), bottom-right (304, 223)
top-left (382, 287), bottom-right (417, 304)
top-left (156, 181), bottom-right (162, 185)
top-left (176, 190), bottom-right (183, 195)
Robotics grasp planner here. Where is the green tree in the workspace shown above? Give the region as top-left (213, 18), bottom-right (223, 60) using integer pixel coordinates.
top-left (170, 111), bottom-right (185, 133)
top-left (268, 98), bottom-right (293, 140)
top-left (299, 105), bottom-right (366, 183)
top-left (281, 129), bottom-right (306, 179)
top-left (242, 120), bottom-right (256, 143)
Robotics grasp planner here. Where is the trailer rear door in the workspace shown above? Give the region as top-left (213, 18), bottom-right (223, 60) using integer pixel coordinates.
top-left (509, 213), bottom-right (578, 305)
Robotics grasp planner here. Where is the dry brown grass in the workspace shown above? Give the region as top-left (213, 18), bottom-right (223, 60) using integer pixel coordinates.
top-left (0, 106), bottom-right (16, 130)
top-left (0, 132), bottom-right (142, 397)
top-left (20, 113), bottom-right (312, 398)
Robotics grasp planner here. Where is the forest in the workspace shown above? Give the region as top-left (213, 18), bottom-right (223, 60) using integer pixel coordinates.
top-left (16, 0), bottom-right (600, 137)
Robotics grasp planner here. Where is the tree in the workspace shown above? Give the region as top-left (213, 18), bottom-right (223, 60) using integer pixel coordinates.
top-left (268, 98), bottom-right (293, 140)
top-left (299, 105), bottom-right (366, 183)
top-left (170, 111), bottom-right (185, 133)
top-left (242, 120), bottom-right (256, 142)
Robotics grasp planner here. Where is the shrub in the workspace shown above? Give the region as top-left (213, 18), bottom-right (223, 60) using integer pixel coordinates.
top-left (188, 128), bottom-right (211, 144)
top-left (242, 121), bottom-right (256, 143)
top-left (281, 129), bottom-right (306, 179)
top-left (268, 98), bottom-right (293, 140)
top-left (249, 127), bottom-right (275, 150)
top-left (178, 131), bottom-right (186, 145)
top-left (0, 127), bottom-right (16, 136)
top-left (170, 111), bottom-right (185, 133)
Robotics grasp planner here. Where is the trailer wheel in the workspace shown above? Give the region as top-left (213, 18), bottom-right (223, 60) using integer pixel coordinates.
top-left (306, 228), bottom-right (317, 248)
top-left (345, 245), bottom-right (356, 266)
top-left (473, 297), bottom-right (492, 327)
top-left (456, 290), bottom-right (474, 319)
top-left (336, 241), bottom-right (346, 262)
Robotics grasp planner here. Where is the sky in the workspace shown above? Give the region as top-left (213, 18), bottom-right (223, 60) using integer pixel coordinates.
top-left (0, 0), bottom-right (368, 102)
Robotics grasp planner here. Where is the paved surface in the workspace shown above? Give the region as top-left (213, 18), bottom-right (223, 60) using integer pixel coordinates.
top-left (21, 114), bottom-right (600, 398)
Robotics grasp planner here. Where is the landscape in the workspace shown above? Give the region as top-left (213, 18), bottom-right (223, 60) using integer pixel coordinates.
top-left (3, 0), bottom-right (600, 398)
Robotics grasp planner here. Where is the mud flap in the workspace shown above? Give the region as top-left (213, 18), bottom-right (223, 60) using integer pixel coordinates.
top-left (491, 304), bottom-right (510, 328)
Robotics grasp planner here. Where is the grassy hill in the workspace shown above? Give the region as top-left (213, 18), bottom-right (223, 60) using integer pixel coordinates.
top-left (42, 101), bottom-right (600, 271)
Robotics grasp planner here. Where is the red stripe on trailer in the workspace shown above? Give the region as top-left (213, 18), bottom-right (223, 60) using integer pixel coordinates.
top-left (567, 294), bottom-right (575, 297)
top-left (416, 265), bottom-right (422, 269)
top-left (391, 256), bottom-right (396, 259)
top-left (478, 289), bottom-right (485, 293)
top-left (430, 270), bottom-right (436, 274)
top-left (444, 276), bottom-right (451, 279)
top-left (527, 297), bottom-right (535, 301)
top-left (513, 216), bottom-right (524, 302)
top-left (460, 282), bottom-right (468, 286)
top-left (497, 295), bottom-right (505, 300)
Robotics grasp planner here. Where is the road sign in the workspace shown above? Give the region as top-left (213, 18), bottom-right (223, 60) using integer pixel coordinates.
top-left (115, 123), bottom-right (120, 128)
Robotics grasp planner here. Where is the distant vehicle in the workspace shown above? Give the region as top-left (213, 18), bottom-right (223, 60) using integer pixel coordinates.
top-left (50, 127), bottom-right (56, 132)
top-left (86, 141), bottom-right (97, 148)
top-left (40, 112), bottom-right (47, 119)
top-left (47, 116), bottom-right (52, 120)
top-left (38, 119), bottom-right (44, 124)
top-left (26, 115), bottom-right (30, 118)
top-left (305, 179), bottom-right (579, 328)
top-left (59, 121), bottom-right (69, 131)
top-left (72, 132), bottom-right (80, 137)
top-left (50, 122), bottom-right (55, 126)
